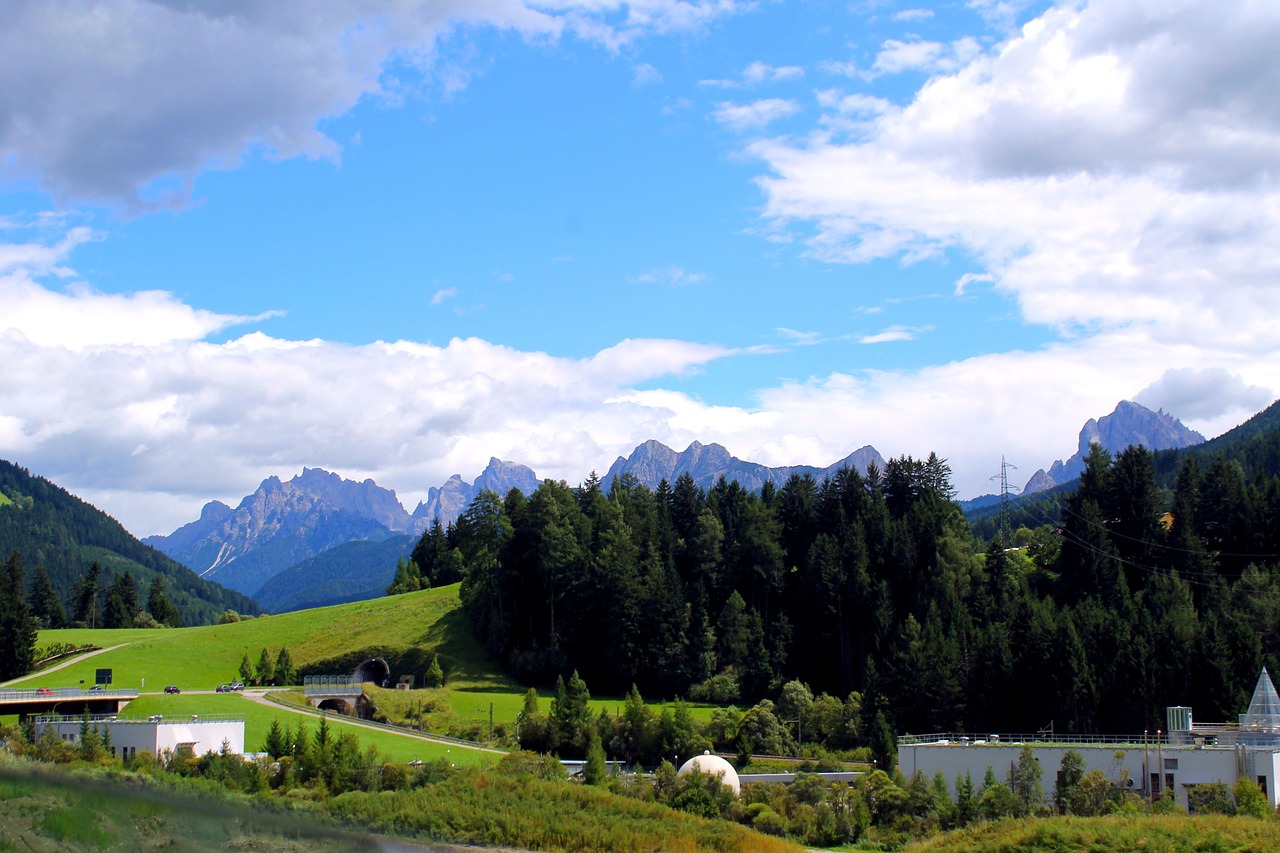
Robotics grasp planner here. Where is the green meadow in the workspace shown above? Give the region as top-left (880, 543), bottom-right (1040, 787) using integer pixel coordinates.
top-left (11, 584), bottom-right (731, 760)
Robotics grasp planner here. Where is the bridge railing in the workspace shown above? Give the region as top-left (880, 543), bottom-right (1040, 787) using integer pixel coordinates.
top-left (34, 713), bottom-right (244, 725)
top-left (303, 675), bottom-right (363, 696)
top-left (0, 687), bottom-right (138, 701)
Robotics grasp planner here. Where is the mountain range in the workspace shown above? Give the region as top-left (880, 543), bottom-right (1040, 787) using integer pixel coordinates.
top-left (142, 399), bottom-right (1208, 611)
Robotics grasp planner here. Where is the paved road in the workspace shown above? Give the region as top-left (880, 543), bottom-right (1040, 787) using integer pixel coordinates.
top-left (0, 643), bottom-right (131, 688)
top-left (237, 690), bottom-right (507, 756)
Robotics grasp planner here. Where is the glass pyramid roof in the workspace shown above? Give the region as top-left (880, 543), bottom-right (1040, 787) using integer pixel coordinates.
top-left (1242, 667), bottom-right (1280, 731)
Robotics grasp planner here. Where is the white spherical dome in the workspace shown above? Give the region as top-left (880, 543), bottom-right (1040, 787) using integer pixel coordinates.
top-left (676, 751), bottom-right (741, 794)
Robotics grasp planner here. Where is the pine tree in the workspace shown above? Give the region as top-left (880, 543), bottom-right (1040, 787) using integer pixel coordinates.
top-left (274, 647), bottom-right (295, 686)
top-left (256, 648), bottom-right (275, 686)
top-left (147, 577), bottom-right (182, 627)
top-left (73, 562), bottom-right (102, 628)
top-left (0, 551), bottom-right (38, 681)
top-left (424, 654), bottom-right (445, 687)
top-left (583, 728), bottom-right (608, 785)
top-left (28, 563), bottom-right (64, 629)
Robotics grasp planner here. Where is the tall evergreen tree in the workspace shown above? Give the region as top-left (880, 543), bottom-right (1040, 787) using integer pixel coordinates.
top-left (0, 551), bottom-right (38, 681)
top-left (146, 576), bottom-right (181, 627)
top-left (28, 563), bottom-right (64, 629)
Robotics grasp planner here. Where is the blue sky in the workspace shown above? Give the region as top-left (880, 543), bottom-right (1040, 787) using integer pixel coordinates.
top-left (2, 0), bottom-right (1278, 536)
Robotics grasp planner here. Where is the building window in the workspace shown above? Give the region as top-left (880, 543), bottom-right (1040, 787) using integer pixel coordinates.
top-left (1163, 758), bottom-right (1179, 770)
top-left (1259, 775), bottom-right (1268, 797)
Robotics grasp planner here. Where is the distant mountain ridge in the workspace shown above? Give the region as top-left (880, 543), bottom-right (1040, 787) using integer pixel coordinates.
top-left (147, 442), bottom-right (890, 604)
top-left (1022, 400), bottom-right (1205, 495)
top-left (604, 440), bottom-right (887, 493)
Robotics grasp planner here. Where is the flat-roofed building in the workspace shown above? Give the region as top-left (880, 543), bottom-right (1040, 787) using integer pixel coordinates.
top-left (34, 714), bottom-right (245, 762)
top-left (898, 668), bottom-right (1280, 810)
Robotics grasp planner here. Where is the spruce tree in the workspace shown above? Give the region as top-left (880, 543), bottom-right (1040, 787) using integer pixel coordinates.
top-left (274, 647), bottom-right (295, 686)
top-left (28, 563), bottom-right (64, 629)
top-left (0, 551), bottom-right (38, 681)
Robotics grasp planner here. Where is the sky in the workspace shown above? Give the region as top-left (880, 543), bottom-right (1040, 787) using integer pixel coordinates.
top-left (2, 0), bottom-right (1278, 538)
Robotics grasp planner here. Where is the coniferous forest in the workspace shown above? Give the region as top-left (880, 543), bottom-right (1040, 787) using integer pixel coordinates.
top-left (402, 440), bottom-right (1280, 739)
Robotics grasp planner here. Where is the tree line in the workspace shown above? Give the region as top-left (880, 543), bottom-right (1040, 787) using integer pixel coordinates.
top-left (400, 446), bottom-right (1280, 738)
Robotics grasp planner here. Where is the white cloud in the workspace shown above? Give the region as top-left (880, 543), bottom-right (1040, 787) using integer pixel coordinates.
top-left (431, 287), bottom-right (458, 305)
top-left (701, 60), bottom-right (805, 88)
top-left (1135, 368), bottom-right (1274, 427)
top-left (743, 61), bottom-right (805, 85)
top-left (633, 265), bottom-right (707, 286)
top-left (892, 8), bottom-right (934, 22)
top-left (954, 272), bottom-right (996, 295)
top-left (776, 327), bottom-right (825, 346)
top-left (752, 0), bottom-right (1280, 351)
top-left (633, 62), bottom-right (663, 86)
top-left (711, 98), bottom-right (801, 131)
top-left (0, 0), bottom-right (746, 207)
top-left (859, 324), bottom-right (929, 344)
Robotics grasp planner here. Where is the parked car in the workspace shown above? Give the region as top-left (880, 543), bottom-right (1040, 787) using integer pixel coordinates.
top-left (87, 685), bottom-right (104, 692)
top-left (164, 685), bottom-right (181, 694)
top-left (230, 682), bottom-right (245, 691)
top-left (37, 687), bottom-right (53, 696)
top-left (216, 684), bottom-right (231, 693)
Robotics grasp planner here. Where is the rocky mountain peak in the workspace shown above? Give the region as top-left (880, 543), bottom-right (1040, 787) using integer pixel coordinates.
top-left (1022, 400), bottom-right (1205, 495)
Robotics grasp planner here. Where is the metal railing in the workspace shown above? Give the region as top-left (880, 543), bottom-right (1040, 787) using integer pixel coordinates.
top-left (34, 713), bottom-right (243, 725)
top-left (0, 687), bottom-right (138, 701)
top-left (898, 731), bottom-right (1171, 747)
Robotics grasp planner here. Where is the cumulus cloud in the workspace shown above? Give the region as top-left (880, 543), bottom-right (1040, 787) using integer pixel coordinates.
top-left (1135, 368), bottom-right (1274, 426)
top-left (0, 0), bottom-right (745, 207)
top-left (869, 37), bottom-right (982, 77)
top-left (711, 98), bottom-right (801, 131)
top-left (753, 0), bottom-right (1280, 351)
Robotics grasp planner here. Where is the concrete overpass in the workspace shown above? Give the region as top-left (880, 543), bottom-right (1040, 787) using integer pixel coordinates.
top-left (0, 686), bottom-right (138, 722)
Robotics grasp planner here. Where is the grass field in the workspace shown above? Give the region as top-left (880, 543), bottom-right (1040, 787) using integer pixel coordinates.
top-left (10, 584), bottom-right (734, 760)
top-left (122, 692), bottom-right (495, 766)
top-left (17, 585), bottom-right (503, 693)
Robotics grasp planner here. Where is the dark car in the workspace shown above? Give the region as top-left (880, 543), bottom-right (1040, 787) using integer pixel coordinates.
top-left (216, 684), bottom-right (231, 693)
top-left (164, 685), bottom-right (181, 694)
top-left (87, 685), bottom-right (104, 692)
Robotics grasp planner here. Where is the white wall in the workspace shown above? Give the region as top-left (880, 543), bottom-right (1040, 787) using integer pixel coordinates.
top-left (36, 718), bottom-right (245, 760)
top-left (898, 742), bottom-right (1257, 809)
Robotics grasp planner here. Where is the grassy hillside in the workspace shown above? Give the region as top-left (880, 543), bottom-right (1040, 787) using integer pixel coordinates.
top-left (0, 761), bottom-right (414, 852)
top-left (17, 585), bottom-right (504, 692)
top-left (903, 813), bottom-right (1280, 853)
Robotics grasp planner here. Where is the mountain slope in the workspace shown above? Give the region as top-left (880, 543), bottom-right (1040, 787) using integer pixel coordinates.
top-left (0, 459), bottom-right (258, 625)
top-left (254, 534), bottom-right (414, 614)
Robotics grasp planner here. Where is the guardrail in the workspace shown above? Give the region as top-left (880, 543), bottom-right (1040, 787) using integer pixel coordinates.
top-left (898, 731), bottom-right (1171, 746)
top-left (34, 713), bottom-right (244, 725)
top-left (0, 687), bottom-right (138, 701)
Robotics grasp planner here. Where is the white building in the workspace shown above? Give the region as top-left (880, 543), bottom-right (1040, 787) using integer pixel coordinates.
top-left (34, 714), bottom-right (245, 761)
top-left (897, 668), bottom-right (1280, 810)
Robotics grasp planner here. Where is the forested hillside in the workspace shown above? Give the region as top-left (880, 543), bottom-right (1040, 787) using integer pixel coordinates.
top-left (406, 442), bottom-right (1280, 738)
top-left (0, 460), bottom-right (259, 626)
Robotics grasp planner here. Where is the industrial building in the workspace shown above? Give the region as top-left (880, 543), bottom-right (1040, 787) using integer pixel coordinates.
top-left (898, 668), bottom-right (1280, 810)
top-left (34, 713), bottom-right (245, 762)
